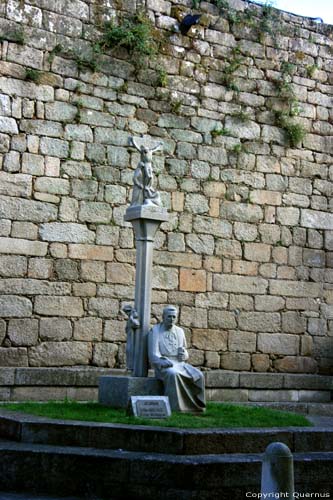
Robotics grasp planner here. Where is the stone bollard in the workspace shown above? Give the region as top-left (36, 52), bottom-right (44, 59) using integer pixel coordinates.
top-left (261, 442), bottom-right (294, 497)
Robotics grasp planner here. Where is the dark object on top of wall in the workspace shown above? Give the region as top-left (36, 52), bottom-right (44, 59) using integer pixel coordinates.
top-left (179, 14), bottom-right (201, 35)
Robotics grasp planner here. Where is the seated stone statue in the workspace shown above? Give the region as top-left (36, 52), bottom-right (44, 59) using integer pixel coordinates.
top-left (148, 305), bottom-right (206, 413)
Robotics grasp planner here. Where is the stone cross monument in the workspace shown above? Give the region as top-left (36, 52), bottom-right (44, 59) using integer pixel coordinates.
top-left (99, 136), bottom-right (168, 406)
top-left (124, 136), bottom-right (168, 377)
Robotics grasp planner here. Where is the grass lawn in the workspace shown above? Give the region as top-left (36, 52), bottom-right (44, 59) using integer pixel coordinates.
top-left (0, 401), bottom-right (311, 429)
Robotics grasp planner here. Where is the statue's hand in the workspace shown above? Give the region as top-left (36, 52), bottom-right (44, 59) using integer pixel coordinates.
top-left (177, 351), bottom-right (186, 362)
top-left (158, 358), bottom-right (173, 369)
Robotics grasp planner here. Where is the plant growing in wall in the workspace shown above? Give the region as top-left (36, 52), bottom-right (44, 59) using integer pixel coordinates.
top-left (275, 111), bottom-right (306, 148)
top-left (272, 60), bottom-right (306, 148)
top-left (155, 66), bottom-right (168, 87)
top-left (98, 12), bottom-right (164, 66)
top-left (211, 126), bottom-right (231, 137)
top-left (24, 68), bottom-right (42, 83)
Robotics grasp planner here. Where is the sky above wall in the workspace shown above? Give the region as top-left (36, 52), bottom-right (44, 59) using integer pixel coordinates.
top-left (256, 0), bottom-right (332, 24)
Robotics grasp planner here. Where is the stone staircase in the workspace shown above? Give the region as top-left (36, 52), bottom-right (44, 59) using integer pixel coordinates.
top-left (0, 409), bottom-right (332, 499)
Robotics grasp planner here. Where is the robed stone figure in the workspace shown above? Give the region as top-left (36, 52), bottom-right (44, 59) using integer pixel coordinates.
top-left (148, 306), bottom-right (206, 413)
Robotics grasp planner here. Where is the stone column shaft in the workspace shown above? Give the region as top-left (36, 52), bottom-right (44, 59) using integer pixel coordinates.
top-left (125, 205), bottom-right (168, 377)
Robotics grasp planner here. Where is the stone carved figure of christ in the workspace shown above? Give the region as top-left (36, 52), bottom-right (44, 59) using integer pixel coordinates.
top-left (148, 306), bottom-right (206, 413)
top-left (130, 137), bottom-right (163, 207)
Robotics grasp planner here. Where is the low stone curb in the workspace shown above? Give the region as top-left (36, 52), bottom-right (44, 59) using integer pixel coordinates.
top-left (0, 409), bottom-right (332, 455)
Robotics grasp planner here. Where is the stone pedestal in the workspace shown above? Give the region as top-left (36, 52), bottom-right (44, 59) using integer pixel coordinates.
top-left (99, 375), bottom-right (163, 408)
top-left (124, 205), bottom-right (168, 377)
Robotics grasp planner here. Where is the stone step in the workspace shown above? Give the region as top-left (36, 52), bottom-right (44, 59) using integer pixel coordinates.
top-left (208, 388), bottom-right (332, 403)
top-left (0, 368), bottom-right (332, 403)
top-left (0, 439), bottom-right (331, 500)
top-left (231, 402), bottom-right (333, 416)
top-left (0, 409), bottom-right (333, 455)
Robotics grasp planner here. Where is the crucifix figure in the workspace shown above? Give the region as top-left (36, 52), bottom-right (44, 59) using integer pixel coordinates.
top-left (130, 137), bottom-right (163, 207)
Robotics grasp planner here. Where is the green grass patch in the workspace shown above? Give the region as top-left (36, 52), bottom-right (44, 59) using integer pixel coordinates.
top-left (0, 401), bottom-right (311, 429)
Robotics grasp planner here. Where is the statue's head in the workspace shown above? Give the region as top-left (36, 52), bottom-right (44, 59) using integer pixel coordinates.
top-left (162, 305), bottom-right (178, 329)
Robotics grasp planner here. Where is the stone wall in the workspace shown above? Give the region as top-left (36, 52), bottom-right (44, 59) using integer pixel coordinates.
top-left (0, 0), bottom-right (332, 374)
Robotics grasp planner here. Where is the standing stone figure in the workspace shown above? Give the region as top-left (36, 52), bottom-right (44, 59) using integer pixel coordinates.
top-left (148, 306), bottom-right (206, 413)
top-left (130, 137), bottom-right (162, 207)
top-left (123, 305), bottom-right (140, 373)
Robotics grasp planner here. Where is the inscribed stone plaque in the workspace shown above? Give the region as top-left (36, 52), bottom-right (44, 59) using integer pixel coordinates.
top-left (130, 396), bottom-right (171, 418)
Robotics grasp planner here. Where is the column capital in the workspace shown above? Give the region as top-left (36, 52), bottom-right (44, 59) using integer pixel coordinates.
top-left (125, 205), bottom-right (169, 223)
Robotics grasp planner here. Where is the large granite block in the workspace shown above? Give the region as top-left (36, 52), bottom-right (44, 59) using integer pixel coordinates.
top-left (98, 375), bottom-right (163, 408)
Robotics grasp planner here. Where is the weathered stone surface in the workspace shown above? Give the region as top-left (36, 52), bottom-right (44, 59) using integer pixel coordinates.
top-left (220, 202), bottom-right (263, 223)
top-left (92, 343), bottom-right (118, 367)
top-left (205, 351), bottom-right (220, 368)
top-left (104, 319), bottom-right (126, 342)
top-left (40, 223), bottom-right (94, 243)
top-left (0, 196), bottom-right (57, 222)
top-left (282, 312), bottom-right (306, 334)
top-left (20, 120), bottom-right (63, 138)
top-left (79, 202), bottom-right (112, 223)
top-left (154, 251), bottom-right (202, 269)
top-left (274, 356), bottom-right (317, 373)
top-left (0, 117), bottom-right (18, 134)
top-left (0, 279), bottom-right (70, 296)
top-left (213, 275), bottom-right (268, 294)
top-left (248, 389), bottom-right (298, 402)
top-left (68, 244), bottom-right (114, 261)
top-left (74, 318), bottom-right (103, 341)
top-left (244, 243), bottom-right (271, 263)
top-left (0, 172), bottom-right (32, 198)
top-left (258, 333), bottom-right (298, 355)
top-left (192, 329), bottom-right (228, 351)
top-left (229, 331), bottom-right (256, 353)
top-left (0, 296), bottom-right (32, 317)
top-left (8, 43), bottom-right (43, 69)
top-left (88, 298), bottom-right (119, 318)
top-left (0, 256), bottom-right (27, 277)
top-left (180, 306), bottom-right (207, 328)
top-left (40, 318), bottom-right (72, 341)
top-left (301, 209), bottom-right (333, 230)
top-left (239, 312), bottom-right (280, 332)
top-left (252, 354), bottom-right (270, 372)
top-left (186, 234), bottom-right (214, 255)
top-left (208, 309), bottom-right (237, 329)
top-left (7, 319), bottom-right (38, 346)
top-left (221, 353), bottom-right (251, 371)
top-left (152, 266), bottom-right (178, 290)
top-left (0, 238), bottom-right (47, 256)
top-left (29, 342), bottom-right (92, 367)
top-left (34, 297), bottom-right (84, 317)
top-left (269, 280), bottom-right (323, 298)
top-left (0, 320), bottom-right (6, 345)
top-left (55, 259), bottom-right (79, 281)
top-left (179, 269), bottom-right (206, 292)
top-left (40, 138), bottom-right (69, 158)
top-left (0, 347), bottom-right (28, 366)
top-left (35, 177), bottom-right (70, 195)
top-left (185, 194), bottom-right (209, 214)
top-left (225, 117), bottom-right (260, 140)
top-left (193, 216), bottom-right (232, 238)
